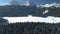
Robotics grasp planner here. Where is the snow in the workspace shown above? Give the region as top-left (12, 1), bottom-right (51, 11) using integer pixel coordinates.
top-left (42, 4), bottom-right (52, 7)
top-left (0, 2), bottom-right (13, 6)
top-left (43, 10), bottom-right (49, 14)
top-left (7, 0), bottom-right (30, 6)
top-left (2, 15), bottom-right (60, 23)
top-left (20, 1), bottom-right (30, 6)
top-left (37, 3), bottom-right (60, 8)
top-left (6, 0), bottom-right (20, 5)
top-left (1, 1), bottom-right (60, 7)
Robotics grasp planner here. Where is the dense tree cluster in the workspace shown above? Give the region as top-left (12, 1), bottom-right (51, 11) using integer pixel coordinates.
top-left (0, 18), bottom-right (8, 25)
top-left (0, 22), bottom-right (60, 34)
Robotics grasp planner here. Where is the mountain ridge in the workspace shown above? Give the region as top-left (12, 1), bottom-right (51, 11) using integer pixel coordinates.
top-left (0, 5), bottom-right (60, 17)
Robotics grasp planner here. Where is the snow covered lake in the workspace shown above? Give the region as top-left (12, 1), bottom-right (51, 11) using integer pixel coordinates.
top-left (2, 15), bottom-right (60, 23)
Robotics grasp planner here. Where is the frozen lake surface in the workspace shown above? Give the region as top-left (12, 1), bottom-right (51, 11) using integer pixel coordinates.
top-left (2, 15), bottom-right (60, 23)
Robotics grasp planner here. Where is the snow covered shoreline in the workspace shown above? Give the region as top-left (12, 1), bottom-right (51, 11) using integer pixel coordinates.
top-left (2, 15), bottom-right (60, 23)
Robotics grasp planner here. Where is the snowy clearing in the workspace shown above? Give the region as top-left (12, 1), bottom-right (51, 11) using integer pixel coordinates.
top-left (2, 15), bottom-right (60, 23)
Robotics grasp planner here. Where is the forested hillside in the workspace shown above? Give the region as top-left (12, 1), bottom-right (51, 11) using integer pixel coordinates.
top-left (0, 5), bottom-right (60, 17)
top-left (0, 22), bottom-right (60, 34)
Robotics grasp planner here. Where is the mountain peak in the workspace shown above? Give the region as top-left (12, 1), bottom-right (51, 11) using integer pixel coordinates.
top-left (40, 3), bottom-right (60, 8)
top-left (36, 3), bottom-right (60, 8)
top-left (7, 0), bottom-right (20, 5)
top-left (5, 0), bottom-right (30, 6)
top-left (20, 1), bottom-right (30, 6)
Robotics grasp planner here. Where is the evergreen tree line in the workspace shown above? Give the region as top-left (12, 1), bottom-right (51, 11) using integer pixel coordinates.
top-left (0, 22), bottom-right (60, 34)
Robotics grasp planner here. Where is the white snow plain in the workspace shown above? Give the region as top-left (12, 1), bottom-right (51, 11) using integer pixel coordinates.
top-left (2, 15), bottom-right (60, 23)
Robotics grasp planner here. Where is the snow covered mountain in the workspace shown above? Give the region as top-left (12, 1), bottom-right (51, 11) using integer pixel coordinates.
top-left (36, 3), bottom-right (60, 8)
top-left (20, 1), bottom-right (30, 6)
top-left (4, 0), bottom-right (30, 6)
top-left (3, 0), bottom-right (20, 5)
top-left (3, 0), bottom-right (60, 7)
top-left (0, 0), bottom-right (60, 17)
top-left (41, 3), bottom-right (60, 8)
top-left (7, 0), bottom-right (20, 5)
top-left (29, 0), bottom-right (60, 6)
